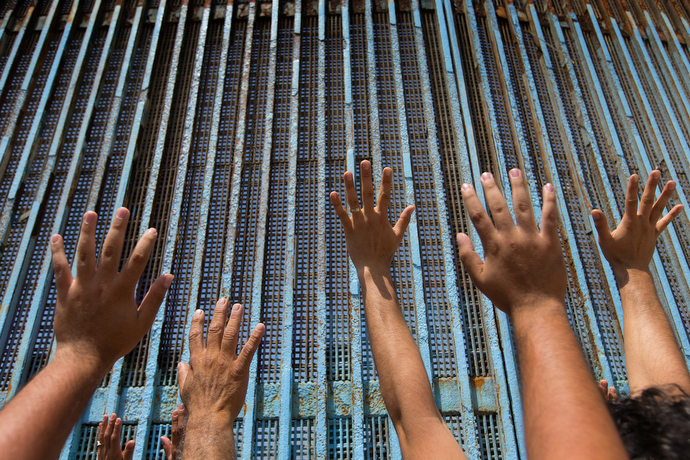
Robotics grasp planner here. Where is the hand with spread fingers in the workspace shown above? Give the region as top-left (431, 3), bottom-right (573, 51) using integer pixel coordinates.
top-left (178, 300), bottom-right (265, 460)
top-left (457, 171), bottom-right (567, 315)
top-left (161, 404), bottom-right (186, 460)
top-left (98, 413), bottom-right (135, 460)
top-left (0, 208), bottom-right (172, 460)
top-left (592, 171), bottom-right (690, 395)
top-left (458, 171), bottom-right (627, 460)
top-left (331, 161), bottom-right (465, 460)
top-left (591, 171), bottom-right (684, 283)
top-left (51, 208), bottom-right (173, 371)
top-left (330, 160), bottom-right (415, 276)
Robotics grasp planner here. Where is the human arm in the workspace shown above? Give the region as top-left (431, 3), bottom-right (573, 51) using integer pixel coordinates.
top-left (178, 301), bottom-right (265, 460)
top-left (161, 404), bottom-right (186, 460)
top-left (330, 160), bottom-right (465, 459)
top-left (591, 171), bottom-right (690, 395)
top-left (98, 413), bottom-right (135, 460)
top-left (458, 170), bottom-right (627, 459)
top-left (0, 208), bottom-right (172, 460)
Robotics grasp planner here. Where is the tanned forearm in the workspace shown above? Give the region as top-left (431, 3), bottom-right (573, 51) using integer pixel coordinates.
top-left (617, 269), bottom-right (690, 394)
top-left (512, 301), bottom-right (628, 460)
top-left (359, 267), bottom-right (465, 459)
top-left (182, 414), bottom-right (235, 460)
top-left (0, 350), bottom-right (107, 460)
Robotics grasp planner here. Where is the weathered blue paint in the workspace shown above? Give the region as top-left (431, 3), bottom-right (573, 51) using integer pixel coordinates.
top-left (0, 0), bottom-right (107, 385)
top-left (657, 11), bottom-right (690, 97)
top-left (364, 0), bottom-right (382, 182)
top-left (408, 0), bottom-right (479, 456)
top-left (0, 0), bottom-right (61, 175)
top-left (342, 3), bottom-right (365, 460)
top-left (316, 0), bottom-right (328, 454)
top-left (525, 4), bottom-right (614, 385)
top-left (0, 6), bottom-right (34, 112)
top-left (133, 4), bottom-right (209, 459)
top-left (279, 0), bottom-right (300, 456)
top-left (545, 12), bottom-right (628, 357)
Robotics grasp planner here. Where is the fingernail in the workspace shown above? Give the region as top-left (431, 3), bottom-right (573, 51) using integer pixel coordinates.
top-left (461, 183), bottom-right (472, 191)
top-left (545, 183), bottom-right (554, 192)
top-left (509, 169), bottom-right (521, 178)
top-left (362, 161), bottom-right (370, 171)
top-left (481, 172), bottom-right (493, 181)
top-left (51, 235), bottom-right (60, 244)
top-left (669, 182), bottom-right (676, 190)
top-left (163, 274), bottom-right (173, 289)
top-left (177, 363), bottom-right (182, 371)
top-left (233, 304), bottom-right (241, 312)
top-left (84, 212), bottom-right (95, 224)
top-left (116, 208), bottom-right (128, 219)
top-left (456, 234), bottom-right (463, 246)
top-left (194, 309), bottom-right (203, 318)
top-left (147, 228), bottom-right (157, 235)
top-left (592, 212), bottom-right (601, 221)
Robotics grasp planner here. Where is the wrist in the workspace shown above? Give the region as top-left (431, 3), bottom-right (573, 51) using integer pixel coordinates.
top-left (508, 296), bottom-right (568, 324)
top-left (357, 265), bottom-right (393, 281)
top-left (186, 410), bottom-right (235, 432)
top-left (52, 346), bottom-right (111, 382)
top-left (613, 267), bottom-right (652, 288)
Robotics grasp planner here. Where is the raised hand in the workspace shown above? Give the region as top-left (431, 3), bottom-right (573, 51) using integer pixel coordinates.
top-left (457, 170), bottom-right (567, 316)
top-left (97, 413), bottom-right (135, 460)
top-left (177, 300), bottom-right (265, 459)
top-left (591, 170), bottom-right (683, 282)
top-left (330, 160), bottom-right (415, 275)
top-left (50, 208), bottom-right (173, 372)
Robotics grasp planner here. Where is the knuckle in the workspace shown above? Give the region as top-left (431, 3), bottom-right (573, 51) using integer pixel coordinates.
top-left (207, 323), bottom-right (223, 335)
top-left (469, 210), bottom-right (485, 223)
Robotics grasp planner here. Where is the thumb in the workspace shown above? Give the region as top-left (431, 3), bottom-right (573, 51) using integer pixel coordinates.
top-left (457, 233), bottom-right (485, 285)
top-left (177, 362), bottom-right (191, 395)
top-left (123, 440), bottom-right (135, 460)
top-left (393, 205), bottom-right (415, 239)
top-left (591, 210), bottom-right (614, 249)
top-left (160, 436), bottom-right (172, 459)
top-left (138, 274), bottom-right (173, 331)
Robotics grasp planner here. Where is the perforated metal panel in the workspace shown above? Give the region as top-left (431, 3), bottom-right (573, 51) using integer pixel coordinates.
top-left (1, 0), bottom-right (690, 458)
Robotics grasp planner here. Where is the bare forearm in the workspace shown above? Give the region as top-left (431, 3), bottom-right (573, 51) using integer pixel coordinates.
top-left (512, 302), bottom-right (628, 459)
top-left (0, 351), bottom-right (106, 460)
top-left (617, 269), bottom-right (690, 394)
top-left (182, 415), bottom-right (236, 460)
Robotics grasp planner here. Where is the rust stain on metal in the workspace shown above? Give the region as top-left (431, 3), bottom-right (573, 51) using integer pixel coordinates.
top-left (471, 376), bottom-right (486, 388)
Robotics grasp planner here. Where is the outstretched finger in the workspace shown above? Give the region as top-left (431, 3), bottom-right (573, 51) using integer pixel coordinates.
top-left (97, 414), bottom-right (107, 459)
top-left (207, 299), bottom-right (230, 353)
top-left (462, 183), bottom-right (496, 242)
top-left (187, 309), bottom-right (205, 358)
top-left (457, 233), bottom-right (485, 287)
top-left (623, 175), bottom-right (640, 221)
top-left (111, 418), bottom-right (124, 456)
top-left (330, 192), bottom-right (352, 232)
top-left (392, 205), bottom-right (415, 241)
top-left (75, 212), bottom-right (98, 280)
top-left (221, 304), bottom-right (244, 357)
top-left (103, 413), bottom-right (116, 454)
top-left (540, 184), bottom-right (560, 240)
top-left (160, 436), bottom-right (172, 460)
top-left (360, 161), bottom-right (375, 211)
top-left (377, 168), bottom-right (393, 216)
top-left (100, 208), bottom-right (130, 275)
top-left (137, 274), bottom-right (173, 336)
top-left (482, 172), bottom-right (514, 231)
top-left (509, 169), bottom-right (537, 232)
top-left (344, 171), bottom-right (361, 213)
top-left (656, 204), bottom-right (684, 236)
top-left (123, 440), bottom-right (135, 460)
top-left (51, 234), bottom-right (74, 295)
top-left (591, 209), bottom-right (615, 250)
top-left (650, 180), bottom-right (676, 224)
top-left (639, 171), bottom-right (660, 218)
top-left (120, 228), bottom-right (157, 288)
top-left (235, 323), bottom-right (266, 371)
top-left (177, 362), bottom-right (191, 393)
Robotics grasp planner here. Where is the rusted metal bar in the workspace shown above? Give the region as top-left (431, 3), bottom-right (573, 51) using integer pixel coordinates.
top-left (0, 4), bottom-right (36, 101)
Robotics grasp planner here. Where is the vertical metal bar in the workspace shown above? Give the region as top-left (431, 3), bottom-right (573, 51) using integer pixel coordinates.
top-left (363, 0), bottom-right (382, 175)
top-left (524, 4), bottom-right (614, 384)
top-left (131, 3), bottom-right (210, 459)
top-left (279, 0), bottom-right (302, 456)
top-left (0, 0), bottom-right (109, 381)
top-left (0, 5), bottom-right (35, 101)
top-left (657, 9), bottom-right (690, 93)
top-left (103, 0), bottom-right (168, 422)
top-left (0, 0), bottom-right (82, 242)
top-left (219, 0), bottom-right (257, 453)
top-left (0, 0), bottom-right (61, 175)
top-left (316, 0), bottom-right (329, 455)
top-left (342, 2), bottom-right (366, 460)
top-left (407, 0), bottom-right (480, 457)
